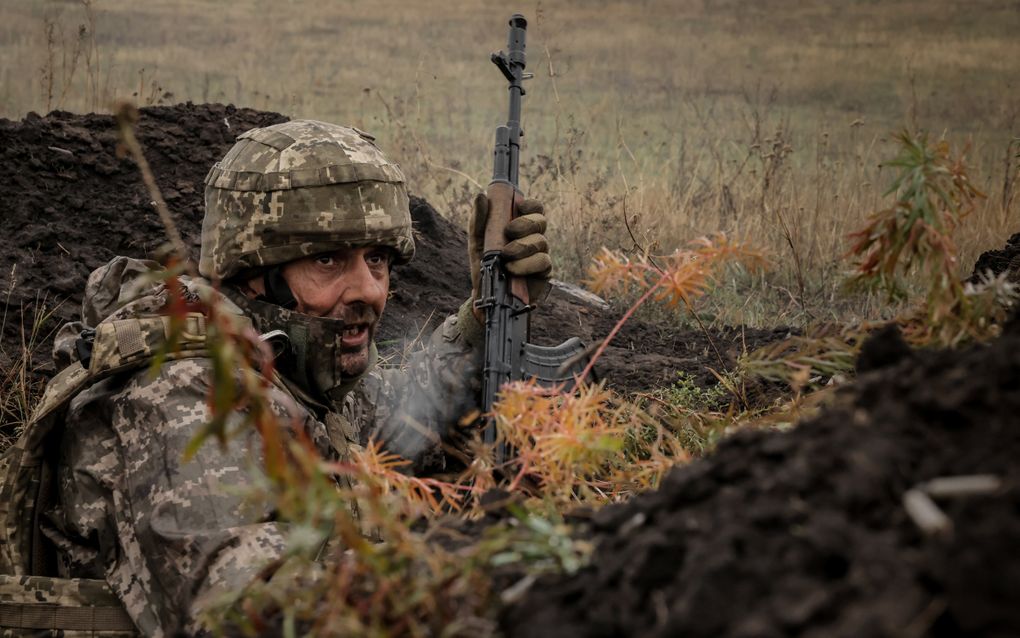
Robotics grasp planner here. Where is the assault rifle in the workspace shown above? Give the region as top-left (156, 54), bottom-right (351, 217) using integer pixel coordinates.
top-left (475, 14), bottom-right (591, 462)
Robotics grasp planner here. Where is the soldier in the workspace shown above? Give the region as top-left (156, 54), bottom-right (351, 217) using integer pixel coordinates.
top-left (0, 119), bottom-right (552, 636)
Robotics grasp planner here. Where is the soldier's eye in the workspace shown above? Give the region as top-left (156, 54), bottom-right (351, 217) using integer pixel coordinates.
top-left (315, 255), bottom-right (336, 267)
top-left (366, 251), bottom-right (391, 267)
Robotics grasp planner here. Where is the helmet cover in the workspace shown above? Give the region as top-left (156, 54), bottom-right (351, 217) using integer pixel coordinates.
top-left (200, 119), bottom-right (414, 280)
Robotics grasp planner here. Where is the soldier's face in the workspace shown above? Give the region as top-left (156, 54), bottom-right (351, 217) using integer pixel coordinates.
top-left (281, 246), bottom-right (392, 377)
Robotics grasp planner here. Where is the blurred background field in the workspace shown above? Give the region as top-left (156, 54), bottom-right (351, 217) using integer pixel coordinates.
top-left (2, 0), bottom-right (1018, 327)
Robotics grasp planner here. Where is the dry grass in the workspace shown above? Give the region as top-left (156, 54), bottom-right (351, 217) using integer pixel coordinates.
top-left (1, 0), bottom-right (1018, 328)
top-left (0, 277), bottom-right (61, 446)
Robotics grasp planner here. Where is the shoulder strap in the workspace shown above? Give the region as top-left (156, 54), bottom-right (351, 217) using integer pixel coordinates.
top-left (0, 575), bottom-right (138, 635)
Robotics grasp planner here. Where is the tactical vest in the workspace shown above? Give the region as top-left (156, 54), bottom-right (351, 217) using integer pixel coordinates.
top-left (0, 312), bottom-right (240, 636)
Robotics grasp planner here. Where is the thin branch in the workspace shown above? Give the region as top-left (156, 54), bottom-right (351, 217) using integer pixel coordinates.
top-left (112, 100), bottom-right (196, 276)
top-left (579, 279), bottom-right (662, 382)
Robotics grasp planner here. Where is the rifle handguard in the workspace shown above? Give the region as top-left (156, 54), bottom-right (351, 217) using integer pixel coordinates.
top-left (485, 180), bottom-right (530, 305)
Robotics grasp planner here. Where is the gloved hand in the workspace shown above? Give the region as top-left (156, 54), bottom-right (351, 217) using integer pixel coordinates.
top-left (468, 193), bottom-right (552, 310)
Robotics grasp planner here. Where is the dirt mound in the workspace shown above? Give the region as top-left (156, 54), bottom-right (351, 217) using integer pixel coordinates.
top-left (0, 103), bottom-right (287, 375)
top-left (503, 321), bottom-right (1020, 637)
top-left (0, 103), bottom-right (783, 403)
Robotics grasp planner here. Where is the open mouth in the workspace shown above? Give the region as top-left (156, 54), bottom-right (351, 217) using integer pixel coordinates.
top-left (341, 323), bottom-right (370, 348)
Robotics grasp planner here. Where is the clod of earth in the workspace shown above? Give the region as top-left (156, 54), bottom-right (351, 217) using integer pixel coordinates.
top-left (969, 232), bottom-right (1020, 284)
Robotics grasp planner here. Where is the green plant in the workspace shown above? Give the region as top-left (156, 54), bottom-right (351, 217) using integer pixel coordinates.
top-left (742, 130), bottom-right (1011, 393)
top-left (847, 130), bottom-right (1014, 346)
top-left (740, 323), bottom-right (861, 392)
top-left (634, 372), bottom-right (737, 456)
top-left (659, 371), bottom-right (730, 412)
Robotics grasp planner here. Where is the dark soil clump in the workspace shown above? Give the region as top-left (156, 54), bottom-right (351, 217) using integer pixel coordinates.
top-left (969, 232), bottom-right (1020, 283)
top-left (503, 317), bottom-right (1020, 637)
top-left (0, 103), bottom-right (783, 417)
top-left (854, 322), bottom-right (913, 374)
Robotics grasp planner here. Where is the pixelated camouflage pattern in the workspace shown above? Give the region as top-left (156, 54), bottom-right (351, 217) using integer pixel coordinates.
top-left (0, 256), bottom-right (482, 636)
top-left (0, 575), bottom-right (137, 636)
top-left (48, 356), bottom-right (331, 637)
top-left (0, 259), bottom-right (255, 581)
top-left (221, 288), bottom-right (357, 401)
top-left (200, 120), bottom-right (414, 281)
top-left (0, 576), bottom-right (119, 607)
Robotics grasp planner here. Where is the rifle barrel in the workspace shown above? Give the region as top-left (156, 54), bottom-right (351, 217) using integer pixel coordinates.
top-left (498, 15), bottom-right (527, 187)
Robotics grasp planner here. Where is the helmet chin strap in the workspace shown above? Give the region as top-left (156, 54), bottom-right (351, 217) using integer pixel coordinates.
top-left (258, 265), bottom-right (298, 310)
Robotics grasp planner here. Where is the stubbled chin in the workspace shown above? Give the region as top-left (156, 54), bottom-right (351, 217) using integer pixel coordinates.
top-left (340, 347), bottom-right (371, 378)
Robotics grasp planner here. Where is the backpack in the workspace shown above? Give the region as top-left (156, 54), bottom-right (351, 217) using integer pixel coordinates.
top-left (0, 311), bottom-right (245, 636)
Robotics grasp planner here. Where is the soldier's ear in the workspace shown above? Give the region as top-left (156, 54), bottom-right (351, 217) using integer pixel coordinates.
top-left (263, 265), bottom-right (298, 310)
top-left (226, 269), bottom-right (265, 298)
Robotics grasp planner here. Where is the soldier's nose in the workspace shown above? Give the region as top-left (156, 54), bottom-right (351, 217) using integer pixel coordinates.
top-left (338, 254), bottom-right (386, 309)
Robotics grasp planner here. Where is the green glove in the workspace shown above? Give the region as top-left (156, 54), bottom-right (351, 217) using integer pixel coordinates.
top-left (469, 193), bottom-right (553, 307)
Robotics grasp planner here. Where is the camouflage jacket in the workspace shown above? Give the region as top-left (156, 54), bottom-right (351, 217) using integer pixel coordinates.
top-left (0, 256), bottom-right (482, 637)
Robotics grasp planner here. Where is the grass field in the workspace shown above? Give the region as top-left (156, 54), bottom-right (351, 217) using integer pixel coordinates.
top-left (2, 0), bottom-right (1018, 326)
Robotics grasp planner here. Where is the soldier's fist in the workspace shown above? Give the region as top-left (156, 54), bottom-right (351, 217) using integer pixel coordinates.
top-left (468, 193), bottom-right (553, 309)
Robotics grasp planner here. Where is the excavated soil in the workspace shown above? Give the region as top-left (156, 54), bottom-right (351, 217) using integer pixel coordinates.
top-left (503, 320), bottom-right (1020, 637)
top-left (0, 103), bottom-right (783, 409)
top-left (0, 104), bottom-right (284, 376)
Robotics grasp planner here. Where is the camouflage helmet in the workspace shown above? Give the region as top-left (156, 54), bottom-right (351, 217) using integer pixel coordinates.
top-left (200, 119), bottom-right (414, 280)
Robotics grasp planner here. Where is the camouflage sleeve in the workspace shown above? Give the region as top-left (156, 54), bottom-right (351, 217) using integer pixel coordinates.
top-left (47, 357), bottom-right (331, 637)
top-left (343, 300), bottom-right (485, 474)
